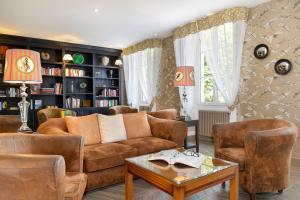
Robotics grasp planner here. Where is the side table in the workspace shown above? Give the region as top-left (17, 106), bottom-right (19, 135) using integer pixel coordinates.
top-left (178, 118), bottom-right (199, 152)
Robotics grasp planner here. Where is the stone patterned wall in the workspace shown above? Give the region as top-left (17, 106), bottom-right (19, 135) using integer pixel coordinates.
top-left (239, 0), bottom-right (300, 159)
top-left (156, 37), bottom-right (181, 112)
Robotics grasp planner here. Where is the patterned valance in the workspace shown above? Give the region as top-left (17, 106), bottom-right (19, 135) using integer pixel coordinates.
top-left (173, 7), bottom-right (249, 40)
top-left (122, 38), bottom-right (163, 55)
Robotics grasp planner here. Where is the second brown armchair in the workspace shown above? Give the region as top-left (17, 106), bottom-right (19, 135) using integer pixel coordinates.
top-left (213, 119), bottom-right (297, 200)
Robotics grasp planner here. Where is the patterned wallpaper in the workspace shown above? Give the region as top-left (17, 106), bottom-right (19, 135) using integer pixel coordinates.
top-left (156, 37), bottom-right (181, 112)
top-left (239, 0), bottom-right (300, 159)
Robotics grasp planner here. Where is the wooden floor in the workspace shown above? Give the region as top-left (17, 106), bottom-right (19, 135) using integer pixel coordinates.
top-left (85, 139), bottom-right (300, 200)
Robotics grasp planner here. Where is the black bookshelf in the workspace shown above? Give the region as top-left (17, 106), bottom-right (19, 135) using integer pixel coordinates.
top-left (0, 34), bottom-right (122, 130)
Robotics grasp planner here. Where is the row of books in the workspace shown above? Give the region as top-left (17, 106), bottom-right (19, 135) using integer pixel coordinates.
top-left (95, 99), bottom-right (118, 108)
top-left (65, 68), bottom-right (86, 77)
top-left (0, 88), bottom-right (20, 97)
top-left (66, 97), bottom-right (81, 108)
top-left (99, 88), bottom-right (119, 97)
top-left (42, 67), bottom-right (62, 76)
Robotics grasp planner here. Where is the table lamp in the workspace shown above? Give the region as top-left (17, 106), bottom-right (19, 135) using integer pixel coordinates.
top-left (174, 66), bottom-right (195, 120)
top-left (4, 49), bottom-right (42, 133)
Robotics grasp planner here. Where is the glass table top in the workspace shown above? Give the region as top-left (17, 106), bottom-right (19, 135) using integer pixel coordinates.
top-left (125, 150), bottom-right (238, 185)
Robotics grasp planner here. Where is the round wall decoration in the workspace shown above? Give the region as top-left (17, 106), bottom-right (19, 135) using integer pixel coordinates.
top-left (274, 59), bottom-right (292, 75)
top-left (254, 44), bottom-right (269, 59)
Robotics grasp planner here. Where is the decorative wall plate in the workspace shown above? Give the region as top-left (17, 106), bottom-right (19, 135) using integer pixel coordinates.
top-left (274, 59), bottom-right (292, 75)
top-left (79, 82), bottom-right (87, 89)
top-left (72, 53), bottom-right (84, 64)
top-left (41, 52), bottom-right (50, 60)
top-left (254, 44), bottom-right (269, 59)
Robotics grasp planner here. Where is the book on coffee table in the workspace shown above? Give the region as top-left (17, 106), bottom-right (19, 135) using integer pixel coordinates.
top-left (148, 149), bottom-right (203, 168)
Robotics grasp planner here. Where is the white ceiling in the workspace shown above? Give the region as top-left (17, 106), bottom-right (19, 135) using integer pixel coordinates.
top-left (0, 0), bottom-right (268, 49)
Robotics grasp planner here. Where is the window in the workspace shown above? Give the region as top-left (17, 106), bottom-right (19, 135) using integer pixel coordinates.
top-left (200, 53), bottom-right (225, 104)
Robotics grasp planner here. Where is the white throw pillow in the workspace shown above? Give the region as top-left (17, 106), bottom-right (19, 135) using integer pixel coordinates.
top-left (98, 114), bottom-right (127, 143)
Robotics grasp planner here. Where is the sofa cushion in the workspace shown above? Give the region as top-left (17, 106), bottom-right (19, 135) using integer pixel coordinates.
top-left (216, 148), bottom-right (245, 171)
top-left (123, 111), bottom-right (152, 139)
top-left (118, 137), bottom-right (177, 155)
top-left (65, 114), bottom-right (101, 146)
top-left (65, 172), bottom-right (87, 200)
top-left (98, 114), bottom-right (127, 143)
top-left (84, 143), bottom-right (137, 172)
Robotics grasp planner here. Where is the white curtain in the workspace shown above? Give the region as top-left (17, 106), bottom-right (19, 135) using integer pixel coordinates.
top-left (174, 33), bottom-right (201, 120)
top-left (201, 21), bottom-right (247, 109)
top-left (123, 48), bottom-right (162, 109)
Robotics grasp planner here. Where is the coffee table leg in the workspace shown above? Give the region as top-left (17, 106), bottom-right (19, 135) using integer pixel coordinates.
top-left (125, 165), bottom-right (133, 200)
top-left (173, 187), bottom-right (184, 200)
top-left (230, 168), bottom-right (239, 200)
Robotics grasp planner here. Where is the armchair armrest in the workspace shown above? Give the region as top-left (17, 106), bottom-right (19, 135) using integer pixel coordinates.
top-left (0, 154), bottom-right (65, 200)
top-left (31, 134), bottom-right (84, 173)
top-left (244, 126), bottom-right (297, 192)
top-left (147, 115), bottom-right (187, 147)
top-left (37, 118), bottom-right (69, 135)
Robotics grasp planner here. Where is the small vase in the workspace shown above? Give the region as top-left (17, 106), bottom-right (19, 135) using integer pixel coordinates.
top-left (102, 56), bottom-right (110, 66)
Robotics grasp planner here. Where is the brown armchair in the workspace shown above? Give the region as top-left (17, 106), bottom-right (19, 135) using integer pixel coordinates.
top-left (108, 105), bottom-right (138, 115)
top-left (213, 119), bottom-right (298, 200)
top-left (0, 133), bottom-right (87, 200)
top-left (147, 108), bottom-right (177, 120)
top-left (37, 108), bottom-right (77, 125)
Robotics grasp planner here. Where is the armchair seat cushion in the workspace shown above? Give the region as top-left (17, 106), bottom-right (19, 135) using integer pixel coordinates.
top-left (84, 143), bottom-right (138, 172)
top-left (118, 137), bottom-right (177, 155)
top-left (65, 172), bottom-right (87, 200)
top-left (216, 148), bottom-right (245, 171)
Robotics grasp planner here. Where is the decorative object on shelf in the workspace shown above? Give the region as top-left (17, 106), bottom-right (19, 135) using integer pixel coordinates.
top-left (3, 49), bottom-right (42, 133)
top-left (34, 99), bottom-right (43, 109)
top-left (95, 71), bottom-right (101, 78)
top-left (174, 66), bottom-right (195, 121)
top-left (79, 82), bottom-right (87, 89)
top-left (274, 59), bottom-right (292, 75)
top-left (69, 80), bottom-right (75, 93)
top-left (108, 69), bottom-right (114, 78)
top-left (63, 54), bottom-right (73, 62)
top-left (102, 56), bottom-right (110, 66)
top-left (83, 99), bottom-right (91, 107)
top-left (72, 53), bottom-right (84, 64)
top-left (115, 58), bottom-right (123, 66)
top-left (30, 84), bottom-right (41, 94)
top-left (0, 45), bottom-right (8, 58)
top-left (254, 44), bottom-right (269, 59)
top-left (0, 63), bottom-right (3, 73)
top-left (2, 101), bottom-right (7, 109)
top-left (41, 52), bottom-right (50, 61)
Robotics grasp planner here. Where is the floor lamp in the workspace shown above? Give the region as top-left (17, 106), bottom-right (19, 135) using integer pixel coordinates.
top-left (4, 49), bottom-right (42, 133)
top-left (174, 66), bottom-right (195, 120)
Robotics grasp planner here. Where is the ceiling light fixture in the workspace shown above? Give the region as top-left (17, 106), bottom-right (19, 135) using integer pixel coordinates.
top-left (94, 8), bottom-right (99, 13)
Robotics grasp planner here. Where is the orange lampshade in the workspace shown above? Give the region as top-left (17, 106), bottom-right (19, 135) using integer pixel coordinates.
top-left (4, 49), bottom-right (42, 84)
top-left (174, 66), bottom-right (195, 87)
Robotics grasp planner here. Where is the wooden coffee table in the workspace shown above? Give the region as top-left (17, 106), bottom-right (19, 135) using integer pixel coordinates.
top-left (125, 151), bottom-right (239, 200)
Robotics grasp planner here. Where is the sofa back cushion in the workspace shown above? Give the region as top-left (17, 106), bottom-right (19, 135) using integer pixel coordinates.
top-left (123, 111), bottom-right (152, 139)
top-left (65, 114), bottom-right (101, 145)
top-left (98, 114), bottom-right (127, 143)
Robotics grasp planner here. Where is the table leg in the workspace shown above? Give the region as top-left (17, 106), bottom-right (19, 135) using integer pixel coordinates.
top-left (184, 137), bottom-right (188, 149)
top-left (125, 165), bottom-right (133, 200)
top-left (230, 168), bottom-right (239, 200)
top-left (195, 124), bottom-right (199, 152)
top-left (173, 187), bottom-right (184, 200)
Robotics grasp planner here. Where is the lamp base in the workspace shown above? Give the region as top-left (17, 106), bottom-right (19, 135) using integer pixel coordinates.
top-left (18, 123), bottom-right (33, 133)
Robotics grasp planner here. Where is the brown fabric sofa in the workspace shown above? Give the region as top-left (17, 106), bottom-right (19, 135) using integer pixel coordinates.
top-left (37, 108), bottom-right (77, 125)
top-left (37, 114), bottom-right (187, 191)
top-left (108, 105), bottom-right (138, 115)
top-left (0, 133), bottom-right (87, 200)
top-left (213, 119), bottom-right (298, 200)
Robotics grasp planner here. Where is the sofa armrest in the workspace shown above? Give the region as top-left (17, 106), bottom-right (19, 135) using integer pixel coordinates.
top-left (37, 118), bottom-right (69, 135)
top-left (0, 154), bottom-right (65, 200)
top-left (30, 134), bottom-right (84, 173)
top-left (147, 115), bottom-right (187, 147)
top-left (244, 126), bottom-right (297, 192)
